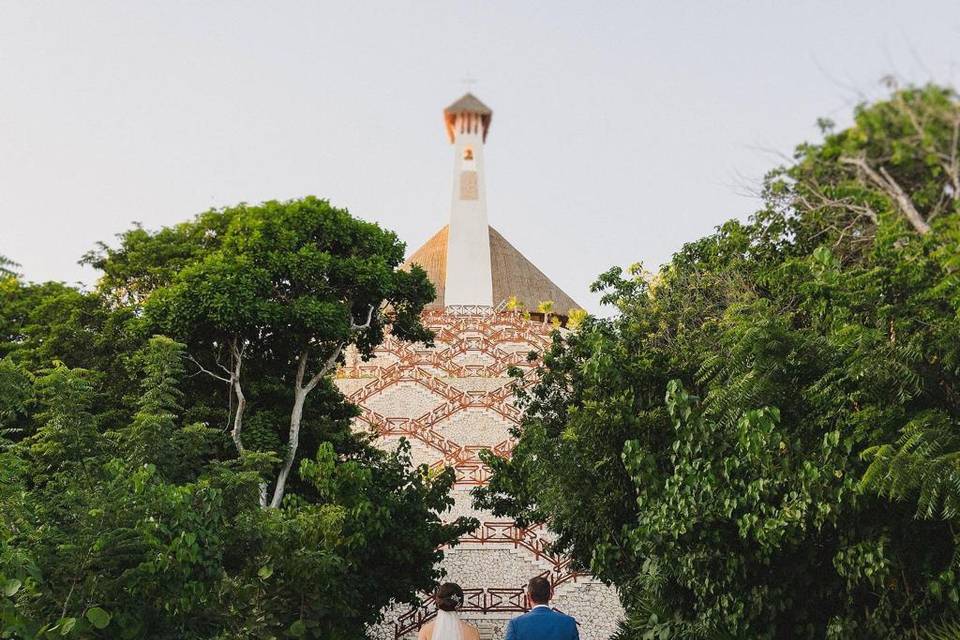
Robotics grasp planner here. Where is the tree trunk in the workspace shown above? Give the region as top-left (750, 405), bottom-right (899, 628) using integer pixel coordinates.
top-left (230, 364), bottom-right (247, 453)
top-left (231, 379), bottom-right (246, 451)
top-left (185, 337), bottom-right (248, 453)
top-left (258, 482), bottom-right (268, 508)
top-left (267, 344), bottom-right (344, 508)
top-left (269, 384), bottom-right (307, 508)
top-left (230, 339), bottom-right (247, 453)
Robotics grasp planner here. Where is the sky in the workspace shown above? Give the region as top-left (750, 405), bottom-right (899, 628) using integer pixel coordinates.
top-left (1, 1), bottom-right (958, 312)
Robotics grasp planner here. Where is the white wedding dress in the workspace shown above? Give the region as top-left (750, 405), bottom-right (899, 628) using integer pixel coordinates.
top-left (430, 610), bottom-right (464, 640)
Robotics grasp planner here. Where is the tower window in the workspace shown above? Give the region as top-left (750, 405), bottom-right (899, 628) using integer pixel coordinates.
top-left (463, 147), bottom-right (474, 161)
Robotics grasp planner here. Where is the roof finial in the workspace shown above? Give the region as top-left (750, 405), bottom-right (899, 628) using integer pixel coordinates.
top-left (461, 75), bottom-right (478, 92)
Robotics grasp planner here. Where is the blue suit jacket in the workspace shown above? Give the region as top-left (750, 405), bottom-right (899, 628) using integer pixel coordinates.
top-left (504, 606), bottom-right (579, 640)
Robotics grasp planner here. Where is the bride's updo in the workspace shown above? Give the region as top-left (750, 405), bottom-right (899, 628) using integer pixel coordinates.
top-left (435, 582), bottom-right (464, 611)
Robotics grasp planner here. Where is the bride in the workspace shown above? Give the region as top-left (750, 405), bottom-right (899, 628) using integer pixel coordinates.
top-left (417, 583), bottom-right (480, 640)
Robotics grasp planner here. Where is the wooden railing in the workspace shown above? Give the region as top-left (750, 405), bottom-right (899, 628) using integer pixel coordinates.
top-left (430, 461), bottom-right (490, 485)
top-left (457, 522), bottom-right (577, 582)
top-left (393, 587), bottom-right (527, 638)
top-left (343, 319), bottom-right (548, 380)
top-left (354, 374), bottom-right (523, 469)
top-left (393, 567), bottom-right (584, 640)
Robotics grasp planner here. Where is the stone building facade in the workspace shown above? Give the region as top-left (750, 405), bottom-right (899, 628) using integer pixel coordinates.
top-left (337, 309), bottom-right (623, 640)
top-left (341, 94), bottom-right (624, 639)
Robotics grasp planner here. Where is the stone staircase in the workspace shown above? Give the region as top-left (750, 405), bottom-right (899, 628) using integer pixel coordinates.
top-left (348, 311), bottom-right (624, 640)
top-left (500, 546), bottom-right (582, 599)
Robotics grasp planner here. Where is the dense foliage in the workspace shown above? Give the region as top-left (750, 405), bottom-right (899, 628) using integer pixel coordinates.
top-left (0, 199), bottom-right (475, 639)
top-left (476, 85), bottom-right (960, 638)
top-left (96, 197), bottom-right (434, 507)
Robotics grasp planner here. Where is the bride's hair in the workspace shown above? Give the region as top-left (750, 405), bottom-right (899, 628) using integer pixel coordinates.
top-left (435, 582), bottom-right (465, 612)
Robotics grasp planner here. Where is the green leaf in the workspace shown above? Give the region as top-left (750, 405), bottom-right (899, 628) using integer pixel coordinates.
top-left (2, 578), bottom-right (21, 597)
top-left (86, 607), bottom-right (111, 629)
top-left (257, 565), bottom-right (273, 580)
top-left (60, 617), bottom-right (77, 635)
top-left (289, 619), bottom-right (307, 637)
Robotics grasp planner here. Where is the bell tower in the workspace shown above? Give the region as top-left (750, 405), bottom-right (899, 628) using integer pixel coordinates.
top-left (443, 93), bottom-right (494, 307)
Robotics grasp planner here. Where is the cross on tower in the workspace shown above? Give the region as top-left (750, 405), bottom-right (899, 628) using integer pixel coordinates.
top-left (461, 75), bottom-right (478, 91)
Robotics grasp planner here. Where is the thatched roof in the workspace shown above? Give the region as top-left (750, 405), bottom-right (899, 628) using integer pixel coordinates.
top-left (403, 225), bottom-right (581, 316)
top-left (444, 93), bottom-right (493, 143)
top-left (405, 225), bottom-right (448, 308)
top-left (445, 93), bottom-right (492, 115)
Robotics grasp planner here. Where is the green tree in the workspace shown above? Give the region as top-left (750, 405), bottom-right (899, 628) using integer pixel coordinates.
top-left (2, 198), bottom-right (475, 638)
top-left (0, 274), bottom-right (143, 436)
top-left (93, 197), bottom-right (434, 507)
top-left (477, 85), bottom-right (960, 638)
top-left (0, 255), bottom-right (18, 279)
top-left (2, 337), bottom-right (471, 639)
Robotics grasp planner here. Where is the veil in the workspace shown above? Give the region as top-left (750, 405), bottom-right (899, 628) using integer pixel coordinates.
top-left (431, 609), bottom-right (464, 640)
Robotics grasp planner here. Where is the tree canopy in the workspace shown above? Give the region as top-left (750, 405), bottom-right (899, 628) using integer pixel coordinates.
top-left (476, 84), bottom-right (960, 639)
top-left (1, 198), bottom-right (475, 639)
top-left (0, 256), bottom-right (18, 279)
top-left (111, 197), bottom-right (435, 506)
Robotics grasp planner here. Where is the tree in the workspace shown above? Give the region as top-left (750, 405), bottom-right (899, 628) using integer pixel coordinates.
top-left (2, 197), bottom-right (476, 638)
top-left (537, 300), bottom-right (554, 325)
top-left (2, 336), bottom-right (472, 639)
top-left (476, 85), bottom-right (960, 638)
top-left (1, 344), bottom-right (234, 639)
top-left (0, 255), bottom-right (18, 279)
top-left (565, 308), bottom-right (588, 331)
top-left (0, 276), bottom-right (144, 437)
top-left (100, 197), bottom-right (435, 507)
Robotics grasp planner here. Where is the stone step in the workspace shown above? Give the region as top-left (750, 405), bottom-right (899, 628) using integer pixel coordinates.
top-left (549, 582), bottom-right (625, 640)
top-left (502, 547), bottom-right (580, 596)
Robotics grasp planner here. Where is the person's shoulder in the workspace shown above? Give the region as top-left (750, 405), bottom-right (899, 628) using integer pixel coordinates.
top-left (549, 608), bottom-right (578, 626)
top-left (506, 610), bottom-right (532, 630)
top-left (462, 621), bottom-right (481, 640)
top-left (417, 620), bottom-right (433, 640)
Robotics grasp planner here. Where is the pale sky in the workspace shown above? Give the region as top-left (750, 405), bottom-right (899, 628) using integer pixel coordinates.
top-left (2, 1), bottom-right (958, 312)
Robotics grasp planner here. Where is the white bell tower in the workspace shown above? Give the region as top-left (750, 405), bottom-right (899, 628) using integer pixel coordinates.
top-left (443, 93), bottom-right (494, 308)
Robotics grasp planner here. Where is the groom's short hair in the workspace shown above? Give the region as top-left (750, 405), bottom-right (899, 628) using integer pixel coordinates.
top-left (527, 576), bottom-right (551, 604)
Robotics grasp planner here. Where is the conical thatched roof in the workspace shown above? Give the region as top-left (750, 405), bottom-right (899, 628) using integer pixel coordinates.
top-left (444, 93), bottom-right (492, 115)
top-left (403, 225), bottom-right (580, 316)
top-left (405, 225), bottom-right (448, 309)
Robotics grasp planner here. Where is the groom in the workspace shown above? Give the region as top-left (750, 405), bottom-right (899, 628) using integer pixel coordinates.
top-left (504, 576), bottom-right (579, 639)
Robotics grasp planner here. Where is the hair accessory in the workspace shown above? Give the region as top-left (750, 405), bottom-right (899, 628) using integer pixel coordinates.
top-left (450, 594), bottom-right (462, 605)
